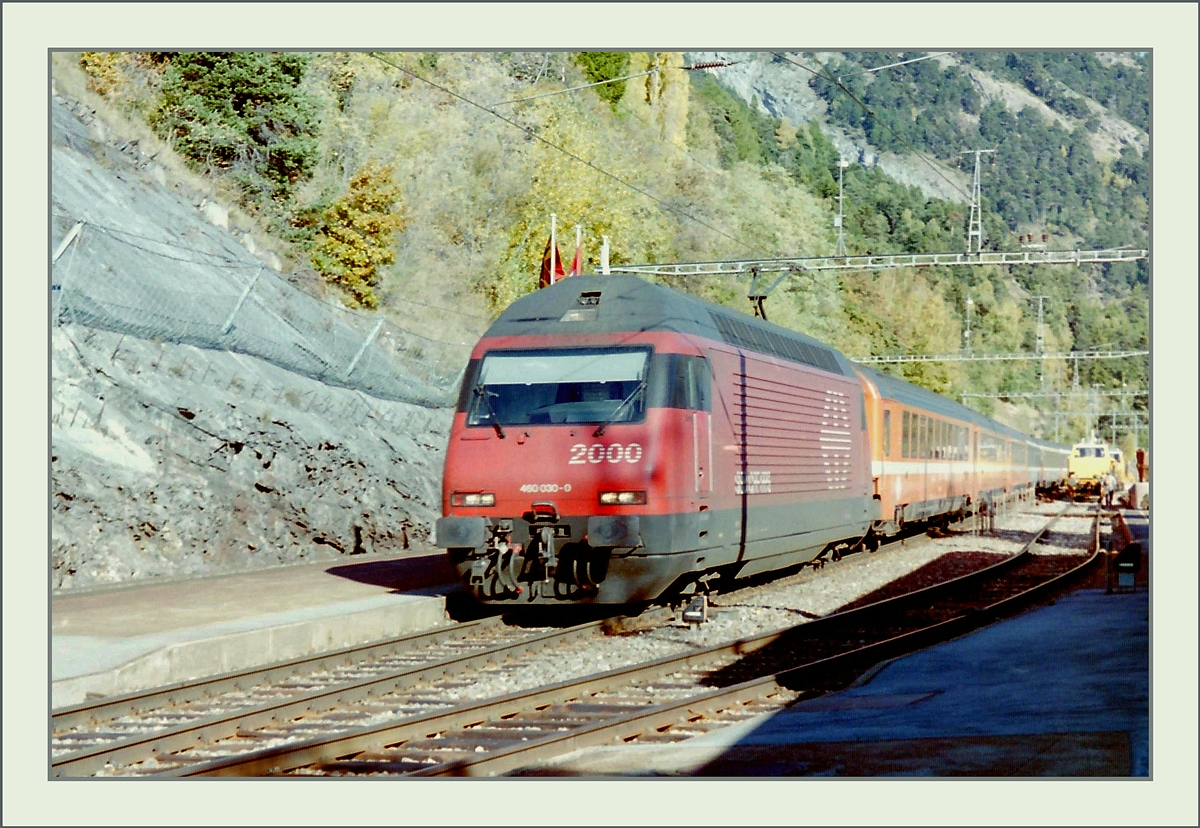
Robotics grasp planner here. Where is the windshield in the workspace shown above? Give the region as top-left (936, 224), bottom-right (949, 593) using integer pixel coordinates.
top-left (468, 347), bottom-right (650, 427)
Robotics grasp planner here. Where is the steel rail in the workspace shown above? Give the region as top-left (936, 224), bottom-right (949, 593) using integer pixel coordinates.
top-left (52, 617), bottom-right (614, 777)
top-left (52, 617), bottom-right (503, 728)
top-left (169, 620), bottom-right (792, 777)
top-left (55, 509), bottom-right (935, 777)
top-left (409, 510), bottom-right (1100, 777)
top-left (170, 508), bottom-right (1086, 777)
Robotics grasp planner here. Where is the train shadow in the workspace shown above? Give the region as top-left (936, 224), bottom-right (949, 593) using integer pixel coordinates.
top-left (323, 551), bottom-right (456, 595)
top-left (323, 553), bottom-right (508, 622)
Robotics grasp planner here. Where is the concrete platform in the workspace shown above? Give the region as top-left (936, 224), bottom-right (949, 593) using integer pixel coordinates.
top-left (537, 510), bottom-right (1151, 777)
top-left (52, 549), bottom-right (458, 709)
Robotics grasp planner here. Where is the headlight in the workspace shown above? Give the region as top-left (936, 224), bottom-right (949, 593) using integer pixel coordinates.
top-left (451, 492), bottom-right (496, 507)
top-left (599, 490), bottom-right (646, 505)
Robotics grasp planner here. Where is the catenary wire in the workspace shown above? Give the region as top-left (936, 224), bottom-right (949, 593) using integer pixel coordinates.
top-left (491, 68), bottom-right (660, 107)
top-left (367, 52), bottom-right (755, 255)
top-left (491, 59), bottom-right (739, 107)
top-left (841, 52), bottom-right (952, 77)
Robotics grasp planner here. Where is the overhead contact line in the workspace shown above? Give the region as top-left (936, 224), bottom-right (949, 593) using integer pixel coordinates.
top-left (366, 52), bottom-right (754, 255)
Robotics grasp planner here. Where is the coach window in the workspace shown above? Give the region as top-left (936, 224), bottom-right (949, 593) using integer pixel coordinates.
top-left (883, 410), bottom-right (892, 457)
top-left (902, 411), bottom-right (910, 458)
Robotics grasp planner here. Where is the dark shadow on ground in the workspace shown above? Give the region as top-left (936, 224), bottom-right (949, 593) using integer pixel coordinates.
top-left (325, 552), bottom-right (456, 594)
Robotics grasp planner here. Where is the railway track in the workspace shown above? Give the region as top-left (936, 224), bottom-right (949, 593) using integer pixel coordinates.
top-left (53, 505), bottom-right (1097, 777)
top-left (51, 612), bottom-right (653, 777)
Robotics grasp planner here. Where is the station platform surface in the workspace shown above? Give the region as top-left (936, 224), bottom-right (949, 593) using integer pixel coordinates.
top-left (540, 509), bottom-right (1152, 777)
top-left (52, 548), bottom-right (458, 709)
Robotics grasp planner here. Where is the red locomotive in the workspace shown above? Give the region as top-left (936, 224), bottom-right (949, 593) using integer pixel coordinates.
top-left (435, 275), bottom-right (1068, 605)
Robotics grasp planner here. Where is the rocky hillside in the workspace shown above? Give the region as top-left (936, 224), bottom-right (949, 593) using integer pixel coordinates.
top-left (686, 51), bottom-right (1149, 208)
top-left (51, 90), bottom-right (453, 592)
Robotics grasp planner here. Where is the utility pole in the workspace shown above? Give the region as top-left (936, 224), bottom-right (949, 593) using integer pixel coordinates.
top-left (834, 158), bottom-right (849, 257)
top-left (1086, 387), bottom-right (1096, 440)
top-left (1033, 295), bottom-right (1049, 388)
top-left (961, 149), bottom-right (996, 254)
top-left (964, 294), bottom-right (974, 354)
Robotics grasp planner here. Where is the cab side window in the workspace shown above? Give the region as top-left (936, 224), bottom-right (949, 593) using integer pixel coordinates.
top-left (666, 354), bottom-right (711, 412)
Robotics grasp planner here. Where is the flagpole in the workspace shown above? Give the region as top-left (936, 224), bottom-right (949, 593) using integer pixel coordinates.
top-left (550, 213), bottom-right (557, 285)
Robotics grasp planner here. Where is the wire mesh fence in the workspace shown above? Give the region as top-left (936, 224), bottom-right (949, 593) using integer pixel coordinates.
top-left (51, 215), bottom-right (472, 409)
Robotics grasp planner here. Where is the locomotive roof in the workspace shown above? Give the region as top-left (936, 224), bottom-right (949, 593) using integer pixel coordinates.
top-left (856, 363), bottom-right (1068, 450)
top-left (485, 274), bottom-right (858, 378)
top-left (485, 276), bottom-right (1066, 452)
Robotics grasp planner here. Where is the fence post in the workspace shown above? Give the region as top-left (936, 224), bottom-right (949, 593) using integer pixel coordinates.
top-left (53, 222), bottom-right (85, 263)
top-left (345, 318), bottom-right (385, 379)
top-left (53, 222), bottom-right (85, 323)
top-left (221, 267), bottom-right (263, 335)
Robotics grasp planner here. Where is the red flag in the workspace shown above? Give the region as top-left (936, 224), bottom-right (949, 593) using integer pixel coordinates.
top-left (568, 239), bottom-right (582, 277)
top-left (539, 236), bottom-right (566, 288)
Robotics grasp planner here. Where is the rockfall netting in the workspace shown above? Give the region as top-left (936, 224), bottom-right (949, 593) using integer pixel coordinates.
top-left (51, 101), bottom-right (470, 408)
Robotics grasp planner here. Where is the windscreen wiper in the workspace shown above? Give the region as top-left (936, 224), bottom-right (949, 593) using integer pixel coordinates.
top-left (592, 378), bottom-right (646, 438)
top-left (473, 384), bottom-right (506, 438)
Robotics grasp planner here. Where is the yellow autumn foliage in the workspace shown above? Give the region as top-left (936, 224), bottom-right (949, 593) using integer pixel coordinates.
top-left (310, 162), bottom-right (407, 308)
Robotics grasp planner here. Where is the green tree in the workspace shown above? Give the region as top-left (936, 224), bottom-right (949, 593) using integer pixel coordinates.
top-left (574, 52), bottom-right (631, 109)
top-left (150, 52), bottom-right (318, 199)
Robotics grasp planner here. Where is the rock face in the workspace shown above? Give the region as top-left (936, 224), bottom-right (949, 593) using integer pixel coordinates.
top-left (51, 323), bottom-right (451, 590)
top-left (685, 52), bottom-right (971, 204)
top-left (684, 51), bottom-right (1148, 205)
top-left (50, 90), bottom-right (456, 592)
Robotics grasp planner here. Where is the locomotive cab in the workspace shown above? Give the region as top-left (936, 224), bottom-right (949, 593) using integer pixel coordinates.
top-left (437, 341), bottom-right (712, 603)
top-left (436, 274), bottom-right (881, 607)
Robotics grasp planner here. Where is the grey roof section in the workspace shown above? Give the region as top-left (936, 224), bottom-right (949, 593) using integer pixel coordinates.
top-left (854, 364), bottom-right (1068, 451)
top-left (486, 277), bottom-right (1065, 452)
top-left (485, 275), bottom-right (857, 378)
